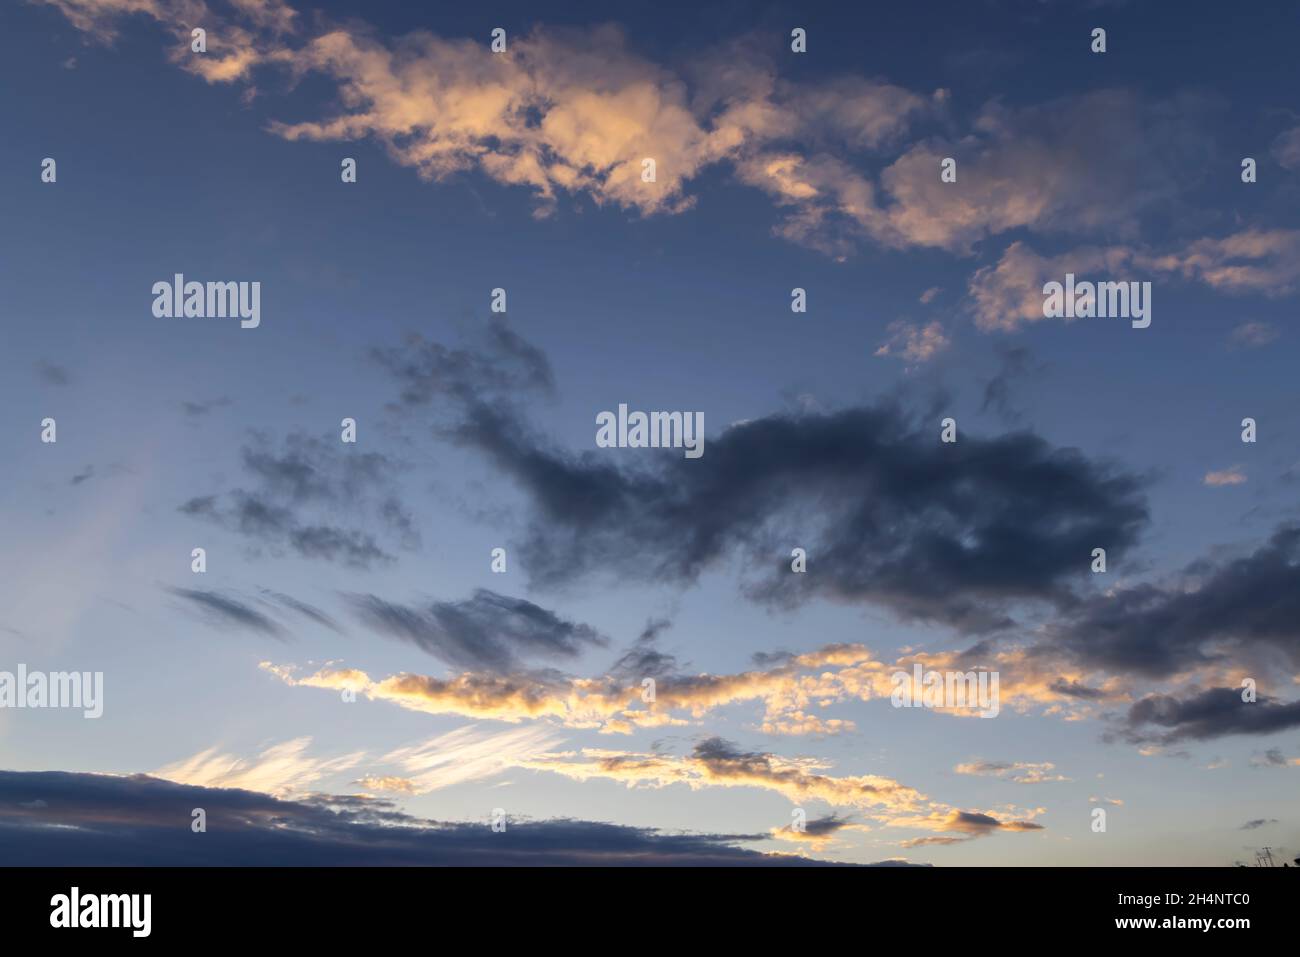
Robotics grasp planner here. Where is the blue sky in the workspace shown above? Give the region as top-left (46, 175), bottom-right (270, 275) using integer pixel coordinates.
top-left (1, 0), bottom-right (1298, 865)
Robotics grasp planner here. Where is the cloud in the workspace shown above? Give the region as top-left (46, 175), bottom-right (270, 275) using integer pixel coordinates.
top-left (346, 589), bottom-right (608, 673)
top-left (165, 587), bottom-right (289, 639)
top-left (262, 25), bottom-right (938, 243)
top-left (522, 737), bottom-right (928, 813)
top-left (181, 396), bottom-right (233, 417)
top-left (1250, 748), bottom-right (1290, 768)
top-left (36, 0), bottom-right (182, 39)
top-left (1048, 678), bottom-right (1108, 700)
top-left (264, 639), bottom-right (1115, 737)
top-left (371, 319), bottom-right (557, 409)
top-left (259, 589), bottom-right (343, 632)
top-left (35, 2), bottom-right (1223, 261)
top-left (607, 617), bottom-right (679, 680)
top-left (368, 725), bottom-right (561, 793)
top-left (1045, 523), bottom-right (1300, 682)
top-left (733, 89), bottom-right (1211, 258)
top-left (164, 587), bottom-right (338, 638)
top-left (1229, 321), bottom-right (1280, 348)
top-left (1271, 125), bottom-right (1300, 170)
top-left (1240, 818), bottom-right (1278, 830)
top-left (874, 320), bottom-right (950, 364)
top-left (155, 737), bottom-right (365, 796)
top-left (69, 465), bottom-right (95, 486)
top-left (388, 327), bottom-right (1147, 634)
top-left (1204, 466), bottom-right (1247, 487)
top-left (354, 775), bottom-right (420, 794)
top-left (954, 760), bottom-right (1070, 784)
top-left (771, 813), bottom-right (862, 847)
top-left (35, 359), bottom-right (71, 386)
top-left (980, 345), bottom-right (1037, 423)
top-left (892, 809), bottom-right (1044, 847)
top-left (897, 835), bottom-right (968, 848)
top-left (969, 230), bottom-right (1300, 332)
top-left (1147, 229), bottom-right (1300, 297)
top-left (870, 90), bottom-right (1212, 254)
top-left (178, 429), bottom-right (416, 567)
top-left (452, 399), bottom-right (1148, 633)
top-left (1115, 687), bottom-right (1300, 745)
top-left (264, 660), bottom-right (625, 727)
top-left (0, 769), bottom-right (844, 866)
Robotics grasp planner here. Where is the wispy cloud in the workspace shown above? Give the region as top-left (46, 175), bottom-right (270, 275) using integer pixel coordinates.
top-left (165, 587), bottom-right (289, 639)
top-left (345, 589), bottom-right (608, 673)
top-left (178, 429), bottom-right (416, 567)
top-left (154, 737), bottom-right (365, 797)
top-left (365, 725), bottom-right (562, 794)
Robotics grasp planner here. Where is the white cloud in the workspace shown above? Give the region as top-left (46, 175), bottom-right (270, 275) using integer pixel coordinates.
top-left (371, 724), bottom-right (562, 793)
top-left (154, 736), bottom-right (365, 796)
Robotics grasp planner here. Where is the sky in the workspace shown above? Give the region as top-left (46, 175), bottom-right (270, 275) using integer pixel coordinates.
top-left (1, 0), bottom-right (1298, 866)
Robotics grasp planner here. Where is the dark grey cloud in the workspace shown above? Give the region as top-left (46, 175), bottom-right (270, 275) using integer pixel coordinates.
top-left (980, 345), bottom-right (1038, 423)
top-left (1253, 748), bottom-right (1289, 768)
top-left (0, 770), bottom-right (855, 866)
top-left (799, 814), bottom-right (855, 839)
top-left (240, 431), bottom-right (393, 504)
top-left (1240, 819), bottom-right (1278, 830)
top-left (260, 590), bottom-right (343, 633)
top-left (752, 650), bottom-right (796, 668)
top-left (609, 617), bottom-right (679, 679)
top-left (1048, 678), bottom-right (1107, 699)
top-left (181, 396), bottom-right (233, 417)
top-left (370, 326), bottom-right (1151, 634)
top-left (371, 319), bottom-right (555, 410)
top-left (165, 587), bottom-right (342, 637)
top-left (179, 429), bottom-right (417, 568)
top-left (1113, 687), bottom-right (1300, 745)
top-left (1047, 524), bottom-right (1300, 679)
top-left (35, 359), bottom-right (70, 386)
top-left (164, 587), bottom-right (288, 639)
top-left (346, 588), bottom-right (607, 673)
top-left (446, 397), bottom-right (1148, 634)
top-left (953, 811), bottom-right (1001, 830)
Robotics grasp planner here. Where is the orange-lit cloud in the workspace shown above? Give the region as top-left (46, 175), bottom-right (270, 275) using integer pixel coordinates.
top-left (518, 738), bottom-right (927, 813)
top-left (890, 809), bottom-right (1045, 847)
top-left (261, 638), bottom-right (1133, 737)
top-left (970, 230), bottom-right (1300, 332)
top-left (954, 760), bottom-right (1071, 784)
top-left (42, 0), bottom-right (1225, 268)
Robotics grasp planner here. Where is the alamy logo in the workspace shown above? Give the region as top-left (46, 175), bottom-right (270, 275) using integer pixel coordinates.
top-left (596, 403), bottom-right (704, 458)
top-left (152, 274), bottom-right (261, 328)
top-left (0, 665), bottom-right (103, 718)
top-left (1042, 273), bottom-right (1151, 328)
top-left (50, 887), bottom-right (151, 937)
top-left (890, 663), bottom-right (1000, 718)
